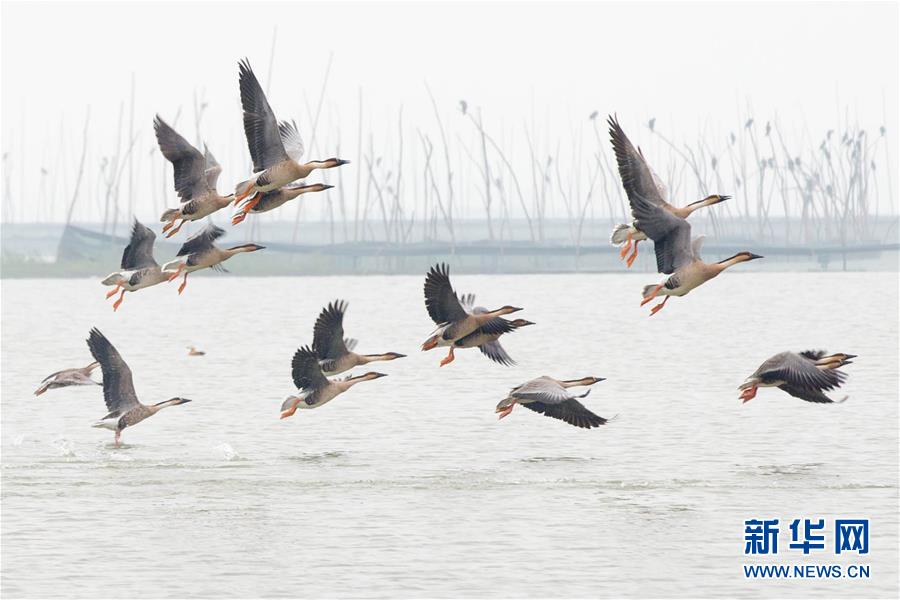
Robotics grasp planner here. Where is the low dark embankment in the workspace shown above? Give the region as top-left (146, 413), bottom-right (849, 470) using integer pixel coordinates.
top-left (1, 221), bottom-right (898, 277)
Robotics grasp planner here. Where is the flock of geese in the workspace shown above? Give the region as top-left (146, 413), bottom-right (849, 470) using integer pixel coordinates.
top-left (34, 61), bottom-right (856, 445)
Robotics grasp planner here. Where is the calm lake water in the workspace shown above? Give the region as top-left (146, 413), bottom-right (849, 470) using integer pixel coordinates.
top-left (2, 272), bottom-right (898, 598)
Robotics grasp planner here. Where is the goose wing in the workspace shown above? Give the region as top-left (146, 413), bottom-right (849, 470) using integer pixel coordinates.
top-left (203, 144), bottom-right (223, 190)
top-left (777, 382), bottom-right (841, 404)
top-left (757, 351), bottom-right (847, 391)
top-left (176, 223), bottom-right (225, 257)
top-left (313, 300), bottom-right (350, 360)
top-left (291, 345), bottom-right (329, 391)
top-left (521, 397), bottom-right (608, 428)
top-left (628, 190), bottom-right (694, 274)
top-left (86, 328), bottom-right (140, 413)
top-left (278, 120), bottom-right (305, 163)
top-left (238, 59), bottom-right (289, 172)
top-left (121, 219), bottom-right (158, 269)
top-left (608, 115), bottom-right (672, 210)
top-left (424, 263), bottom-right (468, 325)
top-left (153, 115), bottom-right (209, 201)
top-left (477, 339), bottom-right (515, 366)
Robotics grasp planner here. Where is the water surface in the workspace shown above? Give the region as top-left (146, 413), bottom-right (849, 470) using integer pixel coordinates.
top-left (2, 273), bottom-right (898, 597)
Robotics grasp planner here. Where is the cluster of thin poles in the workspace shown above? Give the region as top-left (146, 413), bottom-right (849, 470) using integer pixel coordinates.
top-left (2, 71), bottom-right (895, 250)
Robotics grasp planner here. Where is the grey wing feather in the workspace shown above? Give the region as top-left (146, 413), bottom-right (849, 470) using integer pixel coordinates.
top-left (777, 382), bottom-right (839, 404)
top-left (521, 397), bottom-right (608, 428)
top-left (758, 351), bottom-right (847, 391)
top-left (238, 59), bottom-right (289, 172)
top-left (176, 223), bottom-right (225, 257)
top-left (424, 263), bottom-right (468, 324)
top-left (203, 144), bottom-right (223, 190)
top-left (630, 192), bottom-right (694, 274)
top-left (607, 115), bottom-right (671, 209)
top-left (511, 377), bottom-right (575, 404)
top-left (312, 300), bottom-right (349, 360)
top-left (86, 328), bottom-right (140, 413)
top-left (478, 340), bottom-right (515, 366)
top-left (278, 120), bottom-right (305, 162)
top-left (120, 220), bottom-right (158, 269)
top-left (291, 345), bottom-right (330, 390)
top-left (344, 338), bottom-right (358, 352)
top-left (153, 115), bottom-right (209, 201)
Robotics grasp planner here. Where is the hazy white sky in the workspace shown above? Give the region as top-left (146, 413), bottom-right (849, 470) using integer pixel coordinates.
top-left (1, 1), bottom-right (898, 223)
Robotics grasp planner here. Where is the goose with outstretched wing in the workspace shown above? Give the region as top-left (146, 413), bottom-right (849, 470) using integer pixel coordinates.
top-left (155, 116), bottom-right (233, 238)
top-left (161, 223), bottom-right (264, 295)
top-left (495, 376), bottom-right (609, 428)
top-left (607, 115), bottom-right (729, 267)
top-left (631, 193), bottom-right (763, 316)
top-left (87, 328), bottom-right (191, 446)
top-left (421, 263), bottom-right (523, 366)
top-left (312, 300), bottom-right (405, 376)
top-left (101, 219), bottom-right (171, 311)
top-left (739, 350), bottom-right (855, 404)
top-left (280, 345), bottom-right (387, 418)
top-left (232, 59), bottom-right (349, 219)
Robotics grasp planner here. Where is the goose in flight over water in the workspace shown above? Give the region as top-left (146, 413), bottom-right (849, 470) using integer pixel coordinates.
top-left (154, 116), bottom-right (233, 238)
top-left (86, 328), bottom-right (191, 446)
top-left (637, 235), bottom-right (762, 315)
top-left (231, 181), bottom-right (333, 225)
top-left (421, 263), bottom-right (524, 366)
top-left (161, 224), bottom-right (264, 294)
top-left (495, 376), bottom-right (608, 428)
top-left (312, 300), bottom-right (405, 376)
top-left (101, 219), bottom-right (171, 311)
top-left (232, 59), bottom-right (349, 216)
top-left (607, 115), bottom-right (728, 267)
top-left (280, 346), bottom-right (387, 419)
top-left (739, 350), bottom-right (855, 404)
top-left (34, 361), bottom-right (101, 396)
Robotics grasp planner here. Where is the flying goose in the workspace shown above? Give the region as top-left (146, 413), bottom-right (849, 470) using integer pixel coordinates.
top-left (232, 181), bottom-right (334, 225)
top-left (608, 115), bottom-right (729, 267)
top-left (280, 345), bottom-right (387, 418)
top-left (101, 219), bottom-right (171, 311)
top-left (421, 263), bottom-right (523, 366)
top-left (637, 231), bottom-right (762, 315)
top-left (155, 116), bottom-right (233, 238)
top-left (739, 350), bottom-right (856, 404)
top-left (34, 361), bottom-right (101, 396)
top-left (232, 59), bottom-right (349, 214)
top-left (161, 224), bottom-right (264, 294)
top-left (86, 328), bottom-right (191, 446)
top-left (312, 300), bottom-right (405, 376)
top-left (495, 376), bottom-right (608, 428)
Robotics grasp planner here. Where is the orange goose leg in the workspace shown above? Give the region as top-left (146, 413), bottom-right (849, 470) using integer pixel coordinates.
top-left (649, 296), bottom-right (669, 316)
top-left (626, 240), bottom-right (640, 268)
top-left (439, 347), bottom-right (455, 367)
top-left (177, 272), bottom-right (189, 295)
top-left (114, 431), bottom-right (121, 447)
top-left (105, 284), bottom-right (122, 299)
top-left (640, 284), bottom-right (664, 306)
top-left (234, 186), bottom-right (256, 204)
top-left (112, 289), bottom-right (126, 311)
top-left (167, 264), bottom-right (184, 282)
top-left (619, 232), bottom-right (633, 259)
top-left (232, 196), bottom-right (261, 225)
top-left (165, 219), bottom-right (186, 238)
